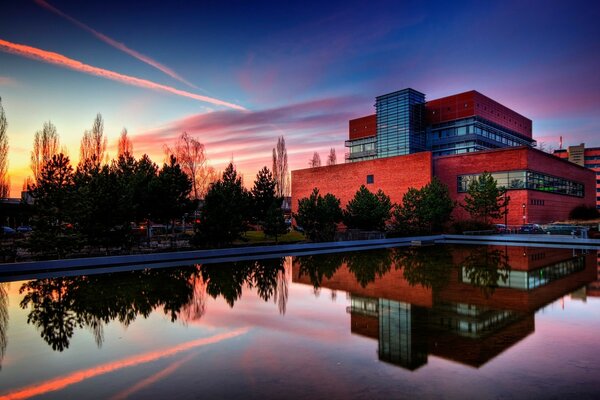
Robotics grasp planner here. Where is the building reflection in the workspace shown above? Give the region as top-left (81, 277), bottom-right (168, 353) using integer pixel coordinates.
top-left (293, 246), bottom-right (597, 370)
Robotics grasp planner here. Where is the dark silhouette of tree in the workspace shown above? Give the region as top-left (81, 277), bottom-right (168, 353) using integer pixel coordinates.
top-left (343, 185), bottom-right (392, 231)
top-left (117, 127), bottom-right (133, 157)
top-left (19, 266), bottom-right (200, 351)
top-left (251, 166), bottom-right (279, 223)
top-left (272, 136), bottom-right (289, 197)
top-left (263, 203), bottom-right (287, 242)
top-left (31, 121), bottom-right (60, 183)
top-left (194, 163), bottom-right (251, 247)
top-left (0, 97), bottom-right (9, 198)
top-left (149, 155), bottom-right (195, 233)
top-left (80, 113), bottom-right (107, 168)
top-left (28, 154), bottom-right (78, 258)
top-left (327, 147), bottom-right (337, 166)
top-left (295, 188), bottom-right (342, 242)
top-left (309, 152), bottom-right (321, 168)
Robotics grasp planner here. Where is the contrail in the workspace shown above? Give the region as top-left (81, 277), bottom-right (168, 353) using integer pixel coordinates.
top-left (0, 38), bottom-right (245, 111)
top-left (35, 0), bottom-right (199, 90)
top-left (0, 327), bottom-right (249, 400)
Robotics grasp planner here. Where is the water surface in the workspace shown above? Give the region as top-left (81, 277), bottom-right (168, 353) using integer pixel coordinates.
top-left (0, 245), bottom-right (599, 399)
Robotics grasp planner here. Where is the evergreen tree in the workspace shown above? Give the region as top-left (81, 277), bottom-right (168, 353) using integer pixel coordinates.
top-left (295, 188), bottom-right (342, 242)
top-left (194, 163), bottom-right (251, 247)
top-left (343, 185), bottom-right (392, 231)
top-left (462, 172), bottom-right (509, 224)
top-left (149, 155), bottom-right (195, 231)
top-left (392, 178), bottom-right (454, 235)
top-left (28, 154), bottom-right (78, 258)
top-left (251, 166), bottom-right (281, 224)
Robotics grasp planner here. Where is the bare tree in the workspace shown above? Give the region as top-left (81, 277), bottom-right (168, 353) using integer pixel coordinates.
top-left (272, 136), bottom-right (289, 197)
top-left (0, 98), bottom-right (8, 197)
top-left (31, 121), bottom-right (60, 183)
top-left (117, 127), bottom-right (133, 157)
top-left (166, 132), bottom-right (216, 199)
top-left (80, 113), bottom-right (107, 166)
top-left (327, 147), bottom-right (337, 166)
top-left (309, 152), bottom-right (321, 168)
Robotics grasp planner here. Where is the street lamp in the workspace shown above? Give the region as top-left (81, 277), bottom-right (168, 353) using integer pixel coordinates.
top-left (522, 203), bottom-right (526, 225)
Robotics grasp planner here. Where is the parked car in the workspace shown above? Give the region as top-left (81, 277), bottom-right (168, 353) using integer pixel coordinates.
top-left (16, 225), bottom-right (32, 233)
top-left (494, 224), bottom-right (509, 234)
top-left (519, 224), bottom-right (545, 234)
top-left (1, 226), bottom-right (16, 236)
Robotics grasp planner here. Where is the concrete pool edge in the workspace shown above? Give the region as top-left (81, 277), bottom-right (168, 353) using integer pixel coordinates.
top-left (1, 233), bottom-right (599, 279)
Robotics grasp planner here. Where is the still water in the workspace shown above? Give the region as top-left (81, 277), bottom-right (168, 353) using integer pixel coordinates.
top-left (0, 245), bottom-right (599, 399)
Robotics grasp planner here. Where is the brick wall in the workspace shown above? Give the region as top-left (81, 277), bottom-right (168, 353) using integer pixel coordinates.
top-left (291, 152), bottom-right (433, 216)
top-left (434, 147), bottom-right (596, 225)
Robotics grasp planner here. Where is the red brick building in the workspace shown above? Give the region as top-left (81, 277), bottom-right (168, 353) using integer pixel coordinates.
top-left (292, 89), bottom-right (596, 225)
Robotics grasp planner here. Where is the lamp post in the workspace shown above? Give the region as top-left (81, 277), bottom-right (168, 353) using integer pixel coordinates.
top-left (522, 203), bottom-right (526, 225)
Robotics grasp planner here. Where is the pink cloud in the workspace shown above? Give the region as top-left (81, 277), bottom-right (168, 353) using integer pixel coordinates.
top-left (0, 38), bottom-right (244, 110)
top-left (35, 0), bottom-right (199, 90)
top-left (132, 96), bottom-right (364, 179)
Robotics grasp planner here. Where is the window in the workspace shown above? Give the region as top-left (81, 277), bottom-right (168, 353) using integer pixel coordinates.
top-left (366, 174), bottom-right (374, 184)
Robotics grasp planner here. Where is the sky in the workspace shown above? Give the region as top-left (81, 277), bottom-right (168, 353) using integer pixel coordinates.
top-left (0, 0), bottom-right (599, 196)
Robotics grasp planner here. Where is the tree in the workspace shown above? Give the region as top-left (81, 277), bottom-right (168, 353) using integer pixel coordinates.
top-left (263, 203), bottom-right (287, 242)
top-left (462, 172), bottom-right (510, 225)
top-left (343, 185), bottom-right (392, 231)
top-left (117, 128), bottom-right (133, 157)
top-left (31, 121), bottom-right (60, 183)
top-left (309, 152), bottom-right (321, 168)
top-left (272, 136), bottom-right (289, 197)
top-left (166, 132), bottom-right (215, 199)
top-left (28, 154), bottom-right (78, 258)
top-left (327, 148), bottom-right (337, 166)
top-left (251, 166), bottom-right (280, 223)
top-left (295, 188), bottom-right (342, 242)
top-left (149, 155), bottom-right (195, 232)
top-left (80, 113), bottom-right (107, 167)
top-left (392, 178), bottom-right (455, 235)
top-left (194, 163), bottom-right (251, 247)
top-left (0, 97), bottom-right (8, 198)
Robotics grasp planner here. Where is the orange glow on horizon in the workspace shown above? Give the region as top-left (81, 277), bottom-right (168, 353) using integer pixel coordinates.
top-left (0, 327), bottom-right (249, 400)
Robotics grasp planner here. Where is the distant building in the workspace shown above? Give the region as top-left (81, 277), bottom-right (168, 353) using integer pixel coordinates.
top-left (293, 88), bottom-right (595, 225)
top-left (553, 144), bottom-right (600, 209)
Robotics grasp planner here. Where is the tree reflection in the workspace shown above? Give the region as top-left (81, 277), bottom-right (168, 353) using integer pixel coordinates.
top-left (461, 247), bottom-right (511, 297)
top-left (345, 249), bottom-right (393, 288)
top-left (0, 282), bottom-right (9, 370)
top-left (395, 246), bottom-right (453, 290)
top-left (296, 253), bottom-right (345, 289)
top-left (19, 267), bottom-right (200, 351)
top-left (200, 257), bottom-right (287, 308)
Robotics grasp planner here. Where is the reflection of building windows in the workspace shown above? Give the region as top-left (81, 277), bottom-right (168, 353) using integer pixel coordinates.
top-left (367, 174), bottom-right (374, 184)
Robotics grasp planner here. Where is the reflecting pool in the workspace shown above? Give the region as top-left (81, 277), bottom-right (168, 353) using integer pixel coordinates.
top-left (0, 245), bottom-right (599, 399)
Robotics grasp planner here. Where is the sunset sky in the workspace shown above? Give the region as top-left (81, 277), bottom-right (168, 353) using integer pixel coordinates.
top-left (1, 0), bottom-right (599, 196)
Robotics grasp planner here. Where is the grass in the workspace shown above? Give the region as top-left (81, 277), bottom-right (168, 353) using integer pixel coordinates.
top-left (236, 230), bottom-right (306, 245)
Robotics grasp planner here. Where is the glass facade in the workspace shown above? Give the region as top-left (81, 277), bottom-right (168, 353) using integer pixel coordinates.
top-left (345, 136), bottom-right (377, 162)
top-left (428, 116), bottom-right (534, 156)
top-left (375, 88), bottom-right (426, 158)
top-left (457, 170), bottom-right (585, 197)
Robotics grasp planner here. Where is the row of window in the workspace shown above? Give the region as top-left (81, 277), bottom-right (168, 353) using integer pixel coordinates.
top-left (585, 156), bottom-right (600, 160)
top-left (585, 163), bottom-right (600, 169)
top-left (457, 170), bottom-right (584, 197)
top-left (530, 199), bottom-right (545, 206)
